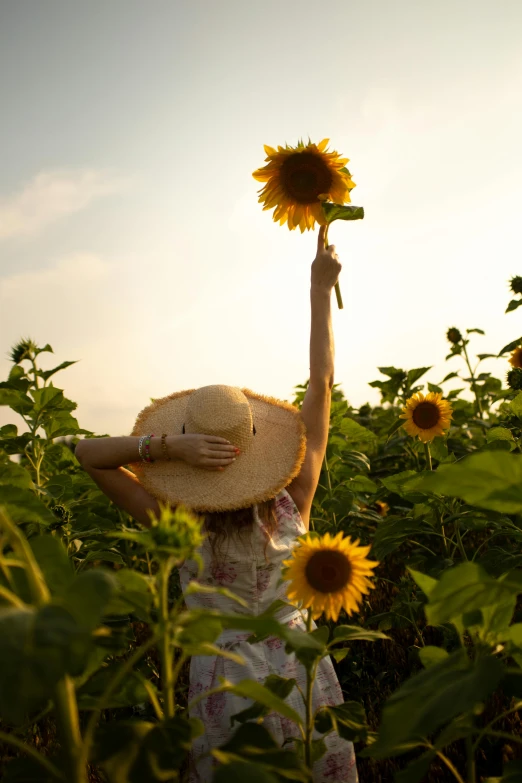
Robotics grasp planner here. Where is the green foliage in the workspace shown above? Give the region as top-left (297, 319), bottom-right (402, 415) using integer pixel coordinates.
top-left (2, 281), bottom-right (522, 783)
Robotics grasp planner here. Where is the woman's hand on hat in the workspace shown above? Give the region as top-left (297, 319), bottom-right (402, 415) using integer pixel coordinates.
top-left (170, 434), bottom-right (239, 470)
top-left (311, 224), bottom-right (342, 292)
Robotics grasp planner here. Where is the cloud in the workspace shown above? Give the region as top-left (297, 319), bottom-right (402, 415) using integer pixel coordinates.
top-left (0, 169), bottom-right (128, 240)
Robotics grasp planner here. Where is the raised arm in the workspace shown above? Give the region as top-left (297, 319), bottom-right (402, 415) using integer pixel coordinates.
top-left (286, 225), bottom-right (341, 529)
top-left (75, 434), bottom-right (237, 527)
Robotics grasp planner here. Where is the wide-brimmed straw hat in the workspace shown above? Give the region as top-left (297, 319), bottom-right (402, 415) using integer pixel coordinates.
top-left (130, 385), bottom-right (307, 513)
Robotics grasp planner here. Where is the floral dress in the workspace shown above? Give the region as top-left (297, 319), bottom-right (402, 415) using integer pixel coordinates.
top-left (179, 488), bottom-right (359, 783)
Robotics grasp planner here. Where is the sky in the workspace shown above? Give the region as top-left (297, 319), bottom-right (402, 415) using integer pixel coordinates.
top-left (1, 0), bottom-right (522, 436)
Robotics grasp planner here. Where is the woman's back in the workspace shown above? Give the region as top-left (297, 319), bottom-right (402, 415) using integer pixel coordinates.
top-left (179, 488), bottom-right (305, 618)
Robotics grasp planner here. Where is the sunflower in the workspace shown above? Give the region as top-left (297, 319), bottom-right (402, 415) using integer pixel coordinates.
top-left (446, 327), bottom-right (462, 345)
top-left (252, 138), bottom-right (356, 233)
top-left (400, 392), bottom-right (453, 443)
top-left (374, 501), bottom-right (390, 517)
top-left (507, 368), bottom-right (522, 390)
top-left (282, 532), bottom-right (379, 622)
top-left (509, 346), bottom-right (522, 369)
top-left (510, 276), bottom-right (522, 295)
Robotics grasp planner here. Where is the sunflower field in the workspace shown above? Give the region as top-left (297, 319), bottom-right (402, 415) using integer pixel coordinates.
top-left (2, 277), bottom-right (522, 783)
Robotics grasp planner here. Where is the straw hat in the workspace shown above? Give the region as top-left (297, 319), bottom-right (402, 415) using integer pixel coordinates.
top-left (130, 385), bottom-right (307, 513)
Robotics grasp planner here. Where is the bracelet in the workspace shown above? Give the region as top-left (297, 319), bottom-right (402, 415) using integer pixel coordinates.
top-left (138, 435), bottom-right (147, 461)
top-left (161, 433), bottom-right (170, 460)
top-left (144, 434), bottom-right (155, 463)
top-left (138, 434), bottom-right (155, 463)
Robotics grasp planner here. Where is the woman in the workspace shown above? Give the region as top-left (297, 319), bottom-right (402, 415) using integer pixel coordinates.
top-left (75, 225), bottom-right (358, 782)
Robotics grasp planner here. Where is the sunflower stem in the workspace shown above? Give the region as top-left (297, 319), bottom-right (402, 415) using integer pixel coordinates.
top-left (324, 223), bottom-right (343, 310)
top-left (304, 608), bottom-right (315, 771)
top-left (462, 341), bottom-right (484, 419)
top-left (423, 442), bottom-right (433, 471)
top-left (424, 443), bottom-right (450, 556)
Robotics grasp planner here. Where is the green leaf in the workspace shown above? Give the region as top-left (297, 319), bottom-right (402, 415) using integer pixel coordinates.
top-left (0, 456), bottom-right (33, 489)
top-left (344, 475), bottom-right (378, 494)
top-left (212, 723), bottom-right (309, 782)
top-left (105, 569), bottom-right (152, 617)
top-left (499, 338), bottom-right (522, 356)
top-left (509, 392), bottom-right (522, 418)
top-left (44, 411), bottom-right (83, 438)
top-left (81, 550), bottom-right (125, 565)
top-left (406, 367), bottom-right (432, 386)
top-left (331, 625), bottom-right (389, 643)
top-left (386, 417), bottom-right (404, 440)
top-left (321, 202), bottom-right (364, 224)
top-left (380, 470), bottom-right (431, 503)
top-left (487, 427), bottom-right (515, 446)
top-left (93, 716), bottom-right (203, 782)
top-left (339, 418), bottom-right (378, 455)
top-left (30, 536), bottom-right (73, 596)
top-left (506, 299), bottom-right (522, 314)
top-left (427, 382), bottom-right (442, 394)
top-left (407, 568), bottom-right (438, 598)
top-left (217, 678), bottom-right (303, 726)
top-left (425, 562), bottom-right (519, 626)
top-left (59, 570), bottom-right (116, 631)
top-left (78, 665), bottom-right (154, 709)
top-left (231, 674), bottom-right (297, 724)
top-left (331, 648), bottom-right (350, 662)
top-left (0, 389), bottom-right (34, 415)
top-left (364, 651), bottom-right (504, 758)
top-left (429, 439), bottom-right (449, 462)
top-left (0, 486), bottom-right (57, 526)
top-left (372, 518), bottom-right (433, 559)
top-left (415, 451), bottom-right (522, 513)
top-left (37, 360), bottom-right (78, 382)
top-left (177, 613), bottom-right (223, 645)
top-left (315, 700), bottom-right (368, 742)
top-left (185, 580), bottom-right (248, 607)
top-left (418, 646), bottom-right (449, 668)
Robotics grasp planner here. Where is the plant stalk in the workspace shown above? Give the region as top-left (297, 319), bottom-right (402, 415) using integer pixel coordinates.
top-left (462, 342), bottom-right (483, 419)
top-left (304, 608), bottom-right (315, 770)
top-left (323, 453), bottom-right (338, 532)
top-left (323, 224), bottom-right (343, 309)
top-left (423, 444), bottom-right (450, 557)
top-left (53, 676), bottom-right (87, 783)
top-left (159, 560), bottom-right (176, 719)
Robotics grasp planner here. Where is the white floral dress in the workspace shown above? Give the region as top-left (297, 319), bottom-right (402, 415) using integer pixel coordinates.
top-left (179, 488), bottom-right (359, 783)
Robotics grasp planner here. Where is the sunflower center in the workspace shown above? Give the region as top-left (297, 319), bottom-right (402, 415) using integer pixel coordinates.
top-left (412, 402), bottom-right (440, 430)
top-left (280, 152), bottom-right (333, 204)
top-left (305, 549), bottom-right (351, 594)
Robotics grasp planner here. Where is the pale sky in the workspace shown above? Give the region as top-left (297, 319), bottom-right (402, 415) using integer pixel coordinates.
top-left (1, 0), bottom-right (522, 436)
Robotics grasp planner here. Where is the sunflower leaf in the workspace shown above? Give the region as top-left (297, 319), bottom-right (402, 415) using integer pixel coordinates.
top-left (498, 338), bottom-right (522, 356)
top-left (414, 452), bottom-right (522, 513)
top-left (321, 203), bottom-right (364, 224)
top-left (331, 626), bottom-right (389, 644)
top-left (506, 299), bottom-right (522, 314)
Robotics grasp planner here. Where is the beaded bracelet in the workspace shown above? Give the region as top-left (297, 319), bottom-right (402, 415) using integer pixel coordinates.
top-left (143, 434), bottom-right (155, 463)
top-left (161, 433), bottom-right (170, 460)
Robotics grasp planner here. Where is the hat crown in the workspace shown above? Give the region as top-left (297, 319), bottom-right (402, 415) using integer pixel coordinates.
top-left (185, 385), bottom-right (254, 451)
